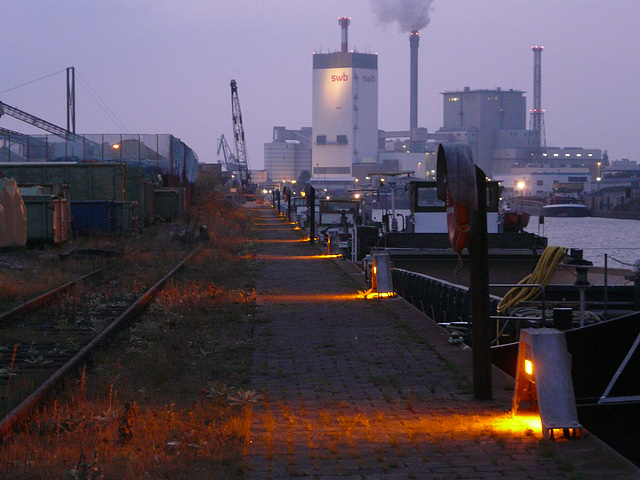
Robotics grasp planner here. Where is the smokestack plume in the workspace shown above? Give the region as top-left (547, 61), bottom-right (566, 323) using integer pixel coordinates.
top-left (370, 0), bottom-right (434, 32)
top-left (410, 30), bottom-right (419, 130)
top-left (370, 1), bottom-right (434, 130)
top-left (338, 17), bottom-right (351, 52)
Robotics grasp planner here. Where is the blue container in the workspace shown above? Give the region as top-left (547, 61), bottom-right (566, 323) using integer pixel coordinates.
top-left (71, 200), bottom-right (115, 234)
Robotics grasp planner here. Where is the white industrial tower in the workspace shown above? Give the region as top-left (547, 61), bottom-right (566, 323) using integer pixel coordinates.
top-left (311, 18), bottom-right (378, 180)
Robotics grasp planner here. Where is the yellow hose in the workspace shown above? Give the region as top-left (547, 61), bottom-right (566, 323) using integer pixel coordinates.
top-left (497, 246), bottom-right (568, 315)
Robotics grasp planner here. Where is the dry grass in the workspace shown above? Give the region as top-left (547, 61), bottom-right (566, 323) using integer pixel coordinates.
top-left (0, 175), bottom-right (258, 479)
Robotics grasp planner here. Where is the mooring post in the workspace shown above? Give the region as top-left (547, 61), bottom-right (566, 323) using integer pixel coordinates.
top-left (307, 185), bottom-right (315, 245)
top-left (469, 166), bottom-right (492, 400)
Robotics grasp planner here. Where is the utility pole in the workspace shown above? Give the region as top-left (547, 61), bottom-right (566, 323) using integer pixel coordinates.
top-left (67, 67), bottom-right (76, 134)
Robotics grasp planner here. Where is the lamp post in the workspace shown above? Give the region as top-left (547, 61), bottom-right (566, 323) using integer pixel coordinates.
top-left (516, 181), bottom-right (525, 212)
top-left (516, 180), bottom-right (526, 232)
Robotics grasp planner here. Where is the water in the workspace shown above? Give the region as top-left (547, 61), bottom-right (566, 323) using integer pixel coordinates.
top-left (524, 216), bottom-right (640, 268)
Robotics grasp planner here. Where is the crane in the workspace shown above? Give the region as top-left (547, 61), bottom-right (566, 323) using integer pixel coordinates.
top-left (230, 79), bottom-right (252, 189)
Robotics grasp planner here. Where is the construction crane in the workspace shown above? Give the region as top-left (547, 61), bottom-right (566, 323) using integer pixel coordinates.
top-left (230, 79), bottom-right (252, 189)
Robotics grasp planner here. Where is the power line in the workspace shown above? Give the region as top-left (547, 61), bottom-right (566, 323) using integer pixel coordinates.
top-left (75, 71), bottom-right (129, 133)
top-left (0, 69), bottom-right (66, 94)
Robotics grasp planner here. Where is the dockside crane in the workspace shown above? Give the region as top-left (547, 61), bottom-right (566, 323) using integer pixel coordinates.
top-left (230, 79), bottom-right (252, 190)
top-left (216, 134), bottom-right (238, 172)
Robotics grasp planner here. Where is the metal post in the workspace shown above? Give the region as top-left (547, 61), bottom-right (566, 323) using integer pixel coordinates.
top-left (468, 166), bottom-right (492, 400)
top-left (66, 66), bottom-right (76, 134)
top-left (307, 185), bottom-right (315, 245)
top-left (604, 254), bottom-right (609, 317)
top-left (276, 189), bottom-right (281, 215)
top-left (287, 189), bottom-right (292, 223)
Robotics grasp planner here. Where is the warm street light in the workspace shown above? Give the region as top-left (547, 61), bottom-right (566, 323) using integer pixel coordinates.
top-left (516, 181), bottom-right (526, 215)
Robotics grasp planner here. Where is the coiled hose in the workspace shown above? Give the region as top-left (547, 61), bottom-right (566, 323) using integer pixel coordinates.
top-left (497, 246), bottom-right (568, 315)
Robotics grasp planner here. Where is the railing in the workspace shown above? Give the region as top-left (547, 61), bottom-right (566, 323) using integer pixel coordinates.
top-left (392, 268), bottom-right (502, 327)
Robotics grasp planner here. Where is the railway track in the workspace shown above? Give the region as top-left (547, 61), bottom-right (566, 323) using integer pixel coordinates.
top-left (0, 246), bottom-right (199, 439)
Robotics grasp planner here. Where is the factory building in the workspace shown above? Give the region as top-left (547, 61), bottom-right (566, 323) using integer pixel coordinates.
top-left (262, 24), bottom-right (604, 191)
top-left (437, 87), bottom-right (526, 176)
top-left (263, 127), bottom-right (312, 182)
top-left (311, 17), bottom-right (378, 183)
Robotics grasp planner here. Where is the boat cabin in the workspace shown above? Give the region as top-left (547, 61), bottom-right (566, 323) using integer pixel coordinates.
top-left (408, 181), bottom-right (502, 233)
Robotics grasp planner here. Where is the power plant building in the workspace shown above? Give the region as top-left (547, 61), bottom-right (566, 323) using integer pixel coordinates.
top-left (438, 87), bottom-right (527, 176)
top-left (263, 127), bottom-right (312, 182)
top-left (311, 18), bottom-right (378, 180)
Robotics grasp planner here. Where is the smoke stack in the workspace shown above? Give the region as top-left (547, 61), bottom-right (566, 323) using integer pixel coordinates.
top-left (338, 17), bottom-right (351, 53)
top-left (409, 30), bottom-right (419, 131)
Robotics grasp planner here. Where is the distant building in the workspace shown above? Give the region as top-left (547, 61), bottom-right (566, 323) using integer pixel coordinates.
top-left (311, 50), bottom-right (378, 180)
top-left (438, 87), bottom-right (526, 176)
top-left (263, 127), bottom-right (312, 182)
top-left (500, 166), bottom-right (592, 198)
top-left (436, 86), bottom-right (604, 179)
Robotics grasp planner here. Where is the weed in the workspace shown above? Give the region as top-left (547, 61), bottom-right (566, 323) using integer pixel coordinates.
top-left (64, 450), bottom-right (104, 480)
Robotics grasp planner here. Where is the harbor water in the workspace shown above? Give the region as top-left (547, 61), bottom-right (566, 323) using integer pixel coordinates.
top-left (524, 215), bottom-right (640, 269)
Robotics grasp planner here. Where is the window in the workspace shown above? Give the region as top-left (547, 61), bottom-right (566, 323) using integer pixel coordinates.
top-left (537, 180), bottom-right (544, 186)
top-left (336, 135), bottom-right (348, 144)
top-left (316, 135), bottom-right (326, 144)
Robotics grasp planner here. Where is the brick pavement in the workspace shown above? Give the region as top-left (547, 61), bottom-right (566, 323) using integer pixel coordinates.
top-left (245, 205), bottom-right (639, 480)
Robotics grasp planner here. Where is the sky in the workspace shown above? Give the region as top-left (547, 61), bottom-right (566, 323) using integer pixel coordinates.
top-left (2, 0), bottom-right (640, 170)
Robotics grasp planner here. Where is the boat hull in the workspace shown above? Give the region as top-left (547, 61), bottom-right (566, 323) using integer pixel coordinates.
top-left (541, 204), bottom-right (591, 217)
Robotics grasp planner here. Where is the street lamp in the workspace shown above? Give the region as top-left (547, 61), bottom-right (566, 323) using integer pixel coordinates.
top-left (516, 180), bottom-right (525, 213)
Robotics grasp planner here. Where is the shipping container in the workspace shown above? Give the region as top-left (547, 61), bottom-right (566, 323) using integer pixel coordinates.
top-left (71, 200), bottom-right (115, 234)
top-left (113, 201), bottom-right (138, 234)
top-left (126, 167), bottom-right (157, 228)
top-left (0, 163), bottom-right (126, 201)
top-left (153, 187), bottom-right (184, 221)
top-left (22, 194), bottom-right (69, 243)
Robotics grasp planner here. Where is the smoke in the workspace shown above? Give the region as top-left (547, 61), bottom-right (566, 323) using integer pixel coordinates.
top-left (370, 0), bottom-right (435, 32)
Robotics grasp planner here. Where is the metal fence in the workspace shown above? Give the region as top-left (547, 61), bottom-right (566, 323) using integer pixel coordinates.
top-left (0, 133), bottom-right (198, 183)
top-left (392, 268), bottom-right (501, 325)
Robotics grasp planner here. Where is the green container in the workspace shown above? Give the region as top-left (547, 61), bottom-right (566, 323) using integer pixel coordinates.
top-left (113, 201), bottom-right (138, 234)
top-left (22, 194), bottom-right (69, 243)
top-left (153, 188), bottom-right (183, 221)
top-left (0, 163), bottom-right (126, 201)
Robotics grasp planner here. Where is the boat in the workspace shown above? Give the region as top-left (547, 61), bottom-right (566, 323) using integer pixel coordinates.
top-left (541, 202), bottom-right (591, 217)
top-left (541, 194), bottom-right (592, 217)
top-left (351, 179), bottom-right (548, 287)
top-left (502, 210), bottom-right (531, 231)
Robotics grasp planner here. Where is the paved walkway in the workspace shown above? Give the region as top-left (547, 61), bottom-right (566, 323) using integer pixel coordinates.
top-left (245, 205), bottom-right (639, 480)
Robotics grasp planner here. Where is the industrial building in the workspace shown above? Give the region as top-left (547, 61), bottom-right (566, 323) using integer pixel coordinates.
top-left (311, 17), bottom-right (378, 183)
top-left (263, 127), bottom-right (312, 182)
top-left (261, 22), bottom-right (604, 193)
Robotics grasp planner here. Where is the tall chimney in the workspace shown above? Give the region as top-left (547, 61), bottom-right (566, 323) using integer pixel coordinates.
top-left (409, 30), bottom-right (419, 131)
top-left (338, 17), bottom-right (351, 53)
top-left (529, 45), bottom-right (546, 164)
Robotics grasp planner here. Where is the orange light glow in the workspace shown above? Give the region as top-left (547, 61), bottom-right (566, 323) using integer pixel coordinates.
top-left (255, 254), bottom-right (341, 261)
top-left (257, 293), bottom-right (361, 304)
top-left (361, 288), bottom-right (396, 300)
top-left (254, 238), bottom-right (309, 243)
top-left (500, 414), bottom-right (542, 434)
top-left (524, 359), bottom-right (533, 376)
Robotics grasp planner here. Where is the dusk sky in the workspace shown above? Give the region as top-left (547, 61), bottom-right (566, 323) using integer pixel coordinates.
top-left (3, 1), bottom-right (639, 171)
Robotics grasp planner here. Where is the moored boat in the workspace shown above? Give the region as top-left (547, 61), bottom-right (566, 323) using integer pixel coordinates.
top-left (541, 203), bottom-right (591, 217)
